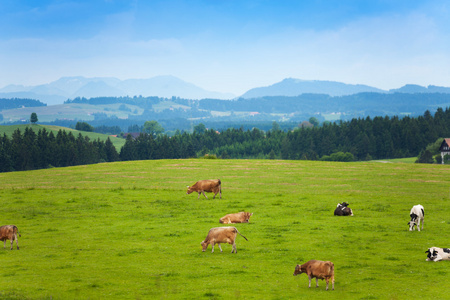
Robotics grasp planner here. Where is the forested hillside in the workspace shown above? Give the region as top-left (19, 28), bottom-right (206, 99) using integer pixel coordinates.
top-left (0, 127), bottom-right (118, 172)
top-left (118, 108), bottom-right (450, 162)
top-left (0, 98), bottom-right (46, 110)
top-left (1, 107), bottom-right (449, 173)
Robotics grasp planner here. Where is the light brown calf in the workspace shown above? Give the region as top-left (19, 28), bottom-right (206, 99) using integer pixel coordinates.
top-left (219, 212), bottom-right (253, 224)
top-left (201, 226), bottom-right (247, 253)
top-left (187, 179), bottom-right (221, 199)
top-left (0, 225), bottom-right (21, 250)
top-left (293, 260), bottom-right (335, 290)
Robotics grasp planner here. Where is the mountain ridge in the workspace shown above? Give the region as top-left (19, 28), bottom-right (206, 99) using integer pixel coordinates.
top-left (0, 76), bottom-right (235, 105)
top-left (2, 76), bottom-right (450, 106)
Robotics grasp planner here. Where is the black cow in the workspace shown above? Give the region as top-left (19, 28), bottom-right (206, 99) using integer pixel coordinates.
top-left (334, 202), bottom-right (353, 216)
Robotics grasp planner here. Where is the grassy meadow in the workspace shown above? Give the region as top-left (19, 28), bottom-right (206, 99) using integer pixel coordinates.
top-left (0, 159), bottom-right (449, 299)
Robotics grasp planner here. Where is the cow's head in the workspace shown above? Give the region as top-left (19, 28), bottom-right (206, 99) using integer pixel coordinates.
top-left (408, 221), bottom-right (416, 231)
top-left (201, 241), bottom-right (208, 252)
top-left (425, 248), bottom-right (438, 261)
top-left (293, 264), bottom-right (304, 276)
top-left (245, 212), bottom-right (253, 221)
top-left (186, 186), bottom-right (193, 195)
top-left (341, 202), bottom-right (349, 207)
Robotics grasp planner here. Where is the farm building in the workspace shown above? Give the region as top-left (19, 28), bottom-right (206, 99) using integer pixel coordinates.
top-left (439, 138), bottom-right (450, 164)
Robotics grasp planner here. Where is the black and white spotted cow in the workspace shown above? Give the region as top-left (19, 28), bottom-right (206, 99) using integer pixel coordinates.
top-left (425, 247), bottom-right (450, 262)
top-left (408, 204), bottom-right (424, 231)
top-left (334, 202), bottom-right (353, 216)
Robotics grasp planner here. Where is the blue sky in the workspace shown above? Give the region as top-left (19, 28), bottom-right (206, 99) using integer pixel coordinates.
top-left (1, 0), bottom-right (449, 95)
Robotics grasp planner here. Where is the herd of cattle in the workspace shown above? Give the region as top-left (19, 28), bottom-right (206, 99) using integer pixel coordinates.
top-left (184, 179), bottom-right (450, 290)
top-left (1, 178), bottom-right (447, 291)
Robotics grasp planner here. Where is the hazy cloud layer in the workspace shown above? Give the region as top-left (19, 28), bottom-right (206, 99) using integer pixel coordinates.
top-left (1, 0), bottom-right (449, 95)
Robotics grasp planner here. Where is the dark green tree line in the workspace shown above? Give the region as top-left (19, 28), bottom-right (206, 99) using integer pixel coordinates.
top-left (119, 108), bottom-right (450, 162)
top-left (0, 128), bottom-right (119, 172)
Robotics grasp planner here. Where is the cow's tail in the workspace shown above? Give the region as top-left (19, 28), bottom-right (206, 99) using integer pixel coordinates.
top-left (235, 228), bottom-right (248, 241)
top-left (13, 225), bottom-right (21, 237)
top-left (218, 179), bottom-right (221, 190)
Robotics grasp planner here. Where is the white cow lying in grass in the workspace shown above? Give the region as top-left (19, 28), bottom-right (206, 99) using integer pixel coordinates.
top-left (425, 247), bottom-right (450, 262)
top-left (408, 204), bottom-right (424, 231)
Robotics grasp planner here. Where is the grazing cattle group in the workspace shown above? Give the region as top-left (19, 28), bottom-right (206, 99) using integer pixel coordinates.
top-left (0, 225), bottom-right (20, 250)
top-left (4, 174), bottom-right (445, 295)
top-left (294, 260), bottom-right (335, 290)
top-left (186, 179), bottom-right (222, 199)
top-left (188, 177), bottom-right (447, 292)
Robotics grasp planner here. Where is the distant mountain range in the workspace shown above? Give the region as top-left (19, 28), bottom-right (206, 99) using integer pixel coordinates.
top-left (2, 76), bottom-right (450, 106)
top-left (0, 76), bottom-right (235, 105)
top-left (240, 78), bottom-right (450, 98)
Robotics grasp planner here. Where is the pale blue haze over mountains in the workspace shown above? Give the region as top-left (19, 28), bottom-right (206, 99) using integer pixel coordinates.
top-left (1, 1), bottom-right (450, 97)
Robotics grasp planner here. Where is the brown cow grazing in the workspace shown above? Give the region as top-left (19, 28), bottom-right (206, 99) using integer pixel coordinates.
top-left (201, 226), bottom-right (248, 253)
top-left (187, 179), bottom-right (222, 199)
top-left (0, 225), bottom-right (21, 250)
top-left (219, 212), bottom-right (253, 224)
top-left (293, 260), bottom-right (335, 290)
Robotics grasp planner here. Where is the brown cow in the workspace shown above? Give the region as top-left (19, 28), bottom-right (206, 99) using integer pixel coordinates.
top-left (0, 225), bottom-right (21, 250)
top-left (201, 226), bottom-right (248, 253)
top-left (293, 260), bottom-right (335, 290)
top-left (187, 179), bottom-right (221, 199)
top-left (219, 212), bottom-right (253, 224)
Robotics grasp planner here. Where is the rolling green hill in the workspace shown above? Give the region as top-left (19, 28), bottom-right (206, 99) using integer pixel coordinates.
top-left (0, 159), bottom-right (449, 299)
top-left (0, 124), bottom-right (125, 150)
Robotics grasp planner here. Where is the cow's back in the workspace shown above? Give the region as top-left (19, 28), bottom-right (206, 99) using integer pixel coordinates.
top-left (307, 260), bottom-right (334, 278)
top-left (0, 225), bottom-right (13, 240)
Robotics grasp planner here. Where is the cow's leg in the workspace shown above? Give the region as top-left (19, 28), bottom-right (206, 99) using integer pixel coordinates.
top-left (417, 219), bottom-right (421, 231)
top-left (315, 278), bottom-right (319, 288)
top-left (211, 242), bottom-right (215, 253)
top-left (331, 275), bottom-right (335, 290)
top-left (201, 191), bottom-right (208, 199)
top-left (421, 218), bottom-right (424, 230)
top-left (9, 238), bottom-right (13, 250)
top-left (308, 275), bottom-right (312, 288)
top-left (15, 234), bottom-right (19, 250)
top-left (232, 242), bottom-right (236, 253)
top-left (218, 243), bottom-right (223, 252)
top-left (197, 192), bottom-right (201, 199)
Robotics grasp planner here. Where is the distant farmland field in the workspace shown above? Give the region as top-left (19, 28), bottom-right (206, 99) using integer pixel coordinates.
top-left (0, 159), bottom-right (449, 299)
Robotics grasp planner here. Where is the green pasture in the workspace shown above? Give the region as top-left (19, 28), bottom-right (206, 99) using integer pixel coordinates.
top-left (0, 124), bottom-right (126, 150)
top-left (0, 103), bottom-right (144, 123)
top-left (0, 159), bottom-right (449, 299)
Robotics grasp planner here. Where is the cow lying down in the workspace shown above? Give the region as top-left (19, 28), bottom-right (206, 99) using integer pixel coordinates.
top-left (334, 202), bottom-right (353, 216)
top-left (201, 226), bottom-right (248, 253)
top-left (219, 212), bottom-right (253, 224)
top-left (425, 247), bottom-right (450, 262)
top-left (294, 260), bottom-right (335, 290)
